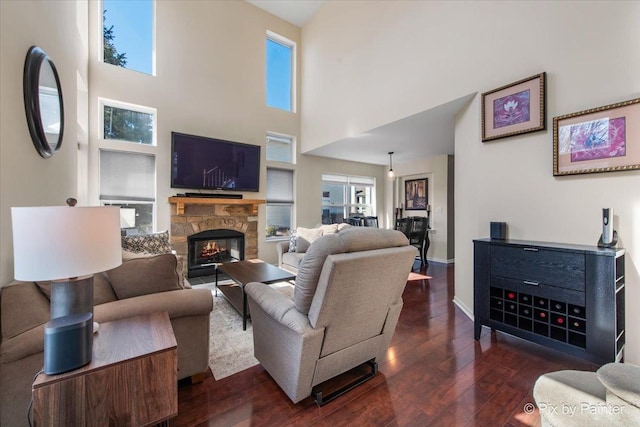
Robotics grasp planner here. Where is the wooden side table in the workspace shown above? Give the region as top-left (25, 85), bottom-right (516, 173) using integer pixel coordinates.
top-left (32, 311), bottom-right (178, 426)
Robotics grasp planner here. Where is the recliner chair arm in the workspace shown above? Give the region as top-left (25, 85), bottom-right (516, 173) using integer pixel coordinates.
top-left (245, 282), bottom-right (310, 333)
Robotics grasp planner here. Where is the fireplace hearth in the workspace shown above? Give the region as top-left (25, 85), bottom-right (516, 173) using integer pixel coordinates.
top-left (188, 229), bottom-right (244, 278)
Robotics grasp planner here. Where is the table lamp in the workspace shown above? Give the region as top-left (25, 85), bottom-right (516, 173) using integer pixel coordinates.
top-left (11, 201), bottom-right (122, 374)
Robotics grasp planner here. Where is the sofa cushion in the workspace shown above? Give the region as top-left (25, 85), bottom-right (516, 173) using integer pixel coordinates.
top-left (121, 230), bottom-right (171, 254)
top-left (282, 251), bottom-right (305, 272)
top-left (107, 253), bottom-right (182, 300)
top-left (122, 249), bottom-right (186, 288)
top-left (295, 227), bottom-right (324, 253)
top-left (288, 224), bottom-right (351, 254)
top-left (0, 282), bottom-right (50, 341)
top-left (34, 271), bottom-right (117, 306)
top-left (94, 272), bottom-right (118, 305)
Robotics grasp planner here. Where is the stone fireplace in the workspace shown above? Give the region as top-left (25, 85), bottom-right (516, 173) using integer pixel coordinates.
top-left (168, 196), bottom-right (265, 278)
top-left (187, 229), bottom-right (244, 277)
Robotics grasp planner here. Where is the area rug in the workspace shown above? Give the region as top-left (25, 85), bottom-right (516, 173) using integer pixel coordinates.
top-left (193, 281), bottom-right (294, 380)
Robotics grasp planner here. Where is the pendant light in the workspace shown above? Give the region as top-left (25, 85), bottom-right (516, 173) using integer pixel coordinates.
top-left (387, 152), bottom-right (395, 178)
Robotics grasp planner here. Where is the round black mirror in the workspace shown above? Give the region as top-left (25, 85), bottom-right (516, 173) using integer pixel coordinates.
top-left (23, 46), bottom-right (64, 158)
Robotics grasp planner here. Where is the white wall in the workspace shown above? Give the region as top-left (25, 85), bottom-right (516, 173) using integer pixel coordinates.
top-left (87, 0), bottom-right (301, 263)
top-left (302, 1), bottom-right (640, 363)
top-left (0, 0), bottom-right (87, 285)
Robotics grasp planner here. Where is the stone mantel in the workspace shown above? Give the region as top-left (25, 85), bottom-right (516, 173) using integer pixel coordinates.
top-left (168, 197), bottom-right (265, 215)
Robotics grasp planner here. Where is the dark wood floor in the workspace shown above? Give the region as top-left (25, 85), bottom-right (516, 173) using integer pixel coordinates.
top-left (173, 262), bottom-right (596, 426)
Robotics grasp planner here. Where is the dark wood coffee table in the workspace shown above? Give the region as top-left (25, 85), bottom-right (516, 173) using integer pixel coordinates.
top-left (216, 260), bottom-right (296, 330)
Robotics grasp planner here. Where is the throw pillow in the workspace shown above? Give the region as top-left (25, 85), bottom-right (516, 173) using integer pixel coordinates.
top-left (288, 230), bottom-right (297, 253)
top-left (318, 224), bottom-right (339, 235)
top-left (295, 227), bottom-right (324, 253)
top-left (337, 223), bottom-right (351, 232)
top-left (122, 249), bottom-right (186, 289)
top-left (121, 230), bottom-right (171, 254)
top-left (107, 253), bottom-right (182, 300)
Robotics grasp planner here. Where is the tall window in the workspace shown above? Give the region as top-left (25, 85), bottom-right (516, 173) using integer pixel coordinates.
top-left (321, 174), bottom-right (376, 224)
top-left (102, 100), bottom-right (155, 145)
top-left (266, 133), bottom-right (294, 163)
top-left (102, 0), bottom-right (155, 75)
top-left (266, 31), bottom-right (295, 112)
top-left (99, 99), bottom-right (157, 234)
top-left (266, 168), bottom-right (294, 239)
top-left (100, 150), bottom-right (156, 235)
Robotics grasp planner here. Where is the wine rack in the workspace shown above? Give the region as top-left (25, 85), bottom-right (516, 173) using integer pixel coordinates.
top-left (489, 286), bottom-right (587, 348)
top-left (474, 239), bottom-right (625, 365)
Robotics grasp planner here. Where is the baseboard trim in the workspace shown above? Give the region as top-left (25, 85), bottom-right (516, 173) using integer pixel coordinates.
top-left (452, 296), bottom-right (474, 321)
top-left (427, 257), bottom-right (455, 264)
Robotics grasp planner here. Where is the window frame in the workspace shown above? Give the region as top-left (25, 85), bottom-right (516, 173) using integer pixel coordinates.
top-left (266, 30), bottom-right (296, 113)
top-left (266, 167), bottom-right (295, 241)
top-left (98, 148), bottom-right (157, 235)
top-left (321, 174), bottom-right (376, 224)
top-left (100, 0), bottom-right (157, 76)
top-left (266, 132), bottom-right (295, 164)
top-left (99, 98), bottom-right (157, 146)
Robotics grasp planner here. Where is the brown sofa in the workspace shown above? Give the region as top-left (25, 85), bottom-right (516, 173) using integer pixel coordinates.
top-left (0, 253), bottom-right (213, 427)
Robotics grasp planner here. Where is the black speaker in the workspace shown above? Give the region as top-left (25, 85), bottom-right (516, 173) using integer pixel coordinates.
top-left (44, 312), bottom-right (93, 374)
top-left (490, 222), bottom-right (507, 240)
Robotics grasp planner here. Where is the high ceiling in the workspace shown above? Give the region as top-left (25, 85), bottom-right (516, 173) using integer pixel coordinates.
top-left (306, 94), bottom-right (475, 166)
top-left (247, 1), bottom-right (474, 166)
top-left (246, 0), bottom-right (324, 27)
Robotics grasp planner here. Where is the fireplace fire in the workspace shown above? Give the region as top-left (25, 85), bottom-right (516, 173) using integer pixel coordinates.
top-left (187, 229), bottom-right (244, 277)
top-left (200, 241), bottom-right (226, 259)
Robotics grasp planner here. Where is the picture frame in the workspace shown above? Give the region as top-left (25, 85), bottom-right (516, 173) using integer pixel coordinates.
top-left (405, 178), bottom-right (428, 210)
top-left (481, 72), bottom-right (546, 142)
top-left (553, 97), bottom-right (640, 176)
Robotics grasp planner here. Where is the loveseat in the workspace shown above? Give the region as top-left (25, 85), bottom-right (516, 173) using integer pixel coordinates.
top-left (276, 223), bottom-right (351, 274)
top-left (0, 253), bottom-right (213, 427)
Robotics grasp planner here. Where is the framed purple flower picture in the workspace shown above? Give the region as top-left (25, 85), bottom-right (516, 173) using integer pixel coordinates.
top-left (482, 73), bottom-right (546, 142)
top-left (553, 98), bottom-right (640, 176)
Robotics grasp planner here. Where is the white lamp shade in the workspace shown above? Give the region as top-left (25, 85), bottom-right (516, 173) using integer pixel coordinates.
top-left (12, 206), bottom-right (123, 281)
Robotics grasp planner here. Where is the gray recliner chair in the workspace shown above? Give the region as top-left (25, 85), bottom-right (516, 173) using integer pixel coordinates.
top-left (246, 228), bottom-right (417, 405)
top-left (533, 362), bottom-right (640, 426)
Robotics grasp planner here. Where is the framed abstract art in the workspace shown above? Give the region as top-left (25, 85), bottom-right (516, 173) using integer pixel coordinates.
top-left (553, 98), bottom-right (640, 176)
top-left (482, 72), bottom-right (546, 142)
top-left (404, 178), bottom-right (427, 210)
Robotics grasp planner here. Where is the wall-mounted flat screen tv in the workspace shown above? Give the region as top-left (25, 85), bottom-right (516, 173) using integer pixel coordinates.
top-left (171, 132), bottom-right (260, 192)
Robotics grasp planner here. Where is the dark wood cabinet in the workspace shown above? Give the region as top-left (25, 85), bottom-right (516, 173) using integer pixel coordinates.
top-left (474, 238), bottom-right (625, 364)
